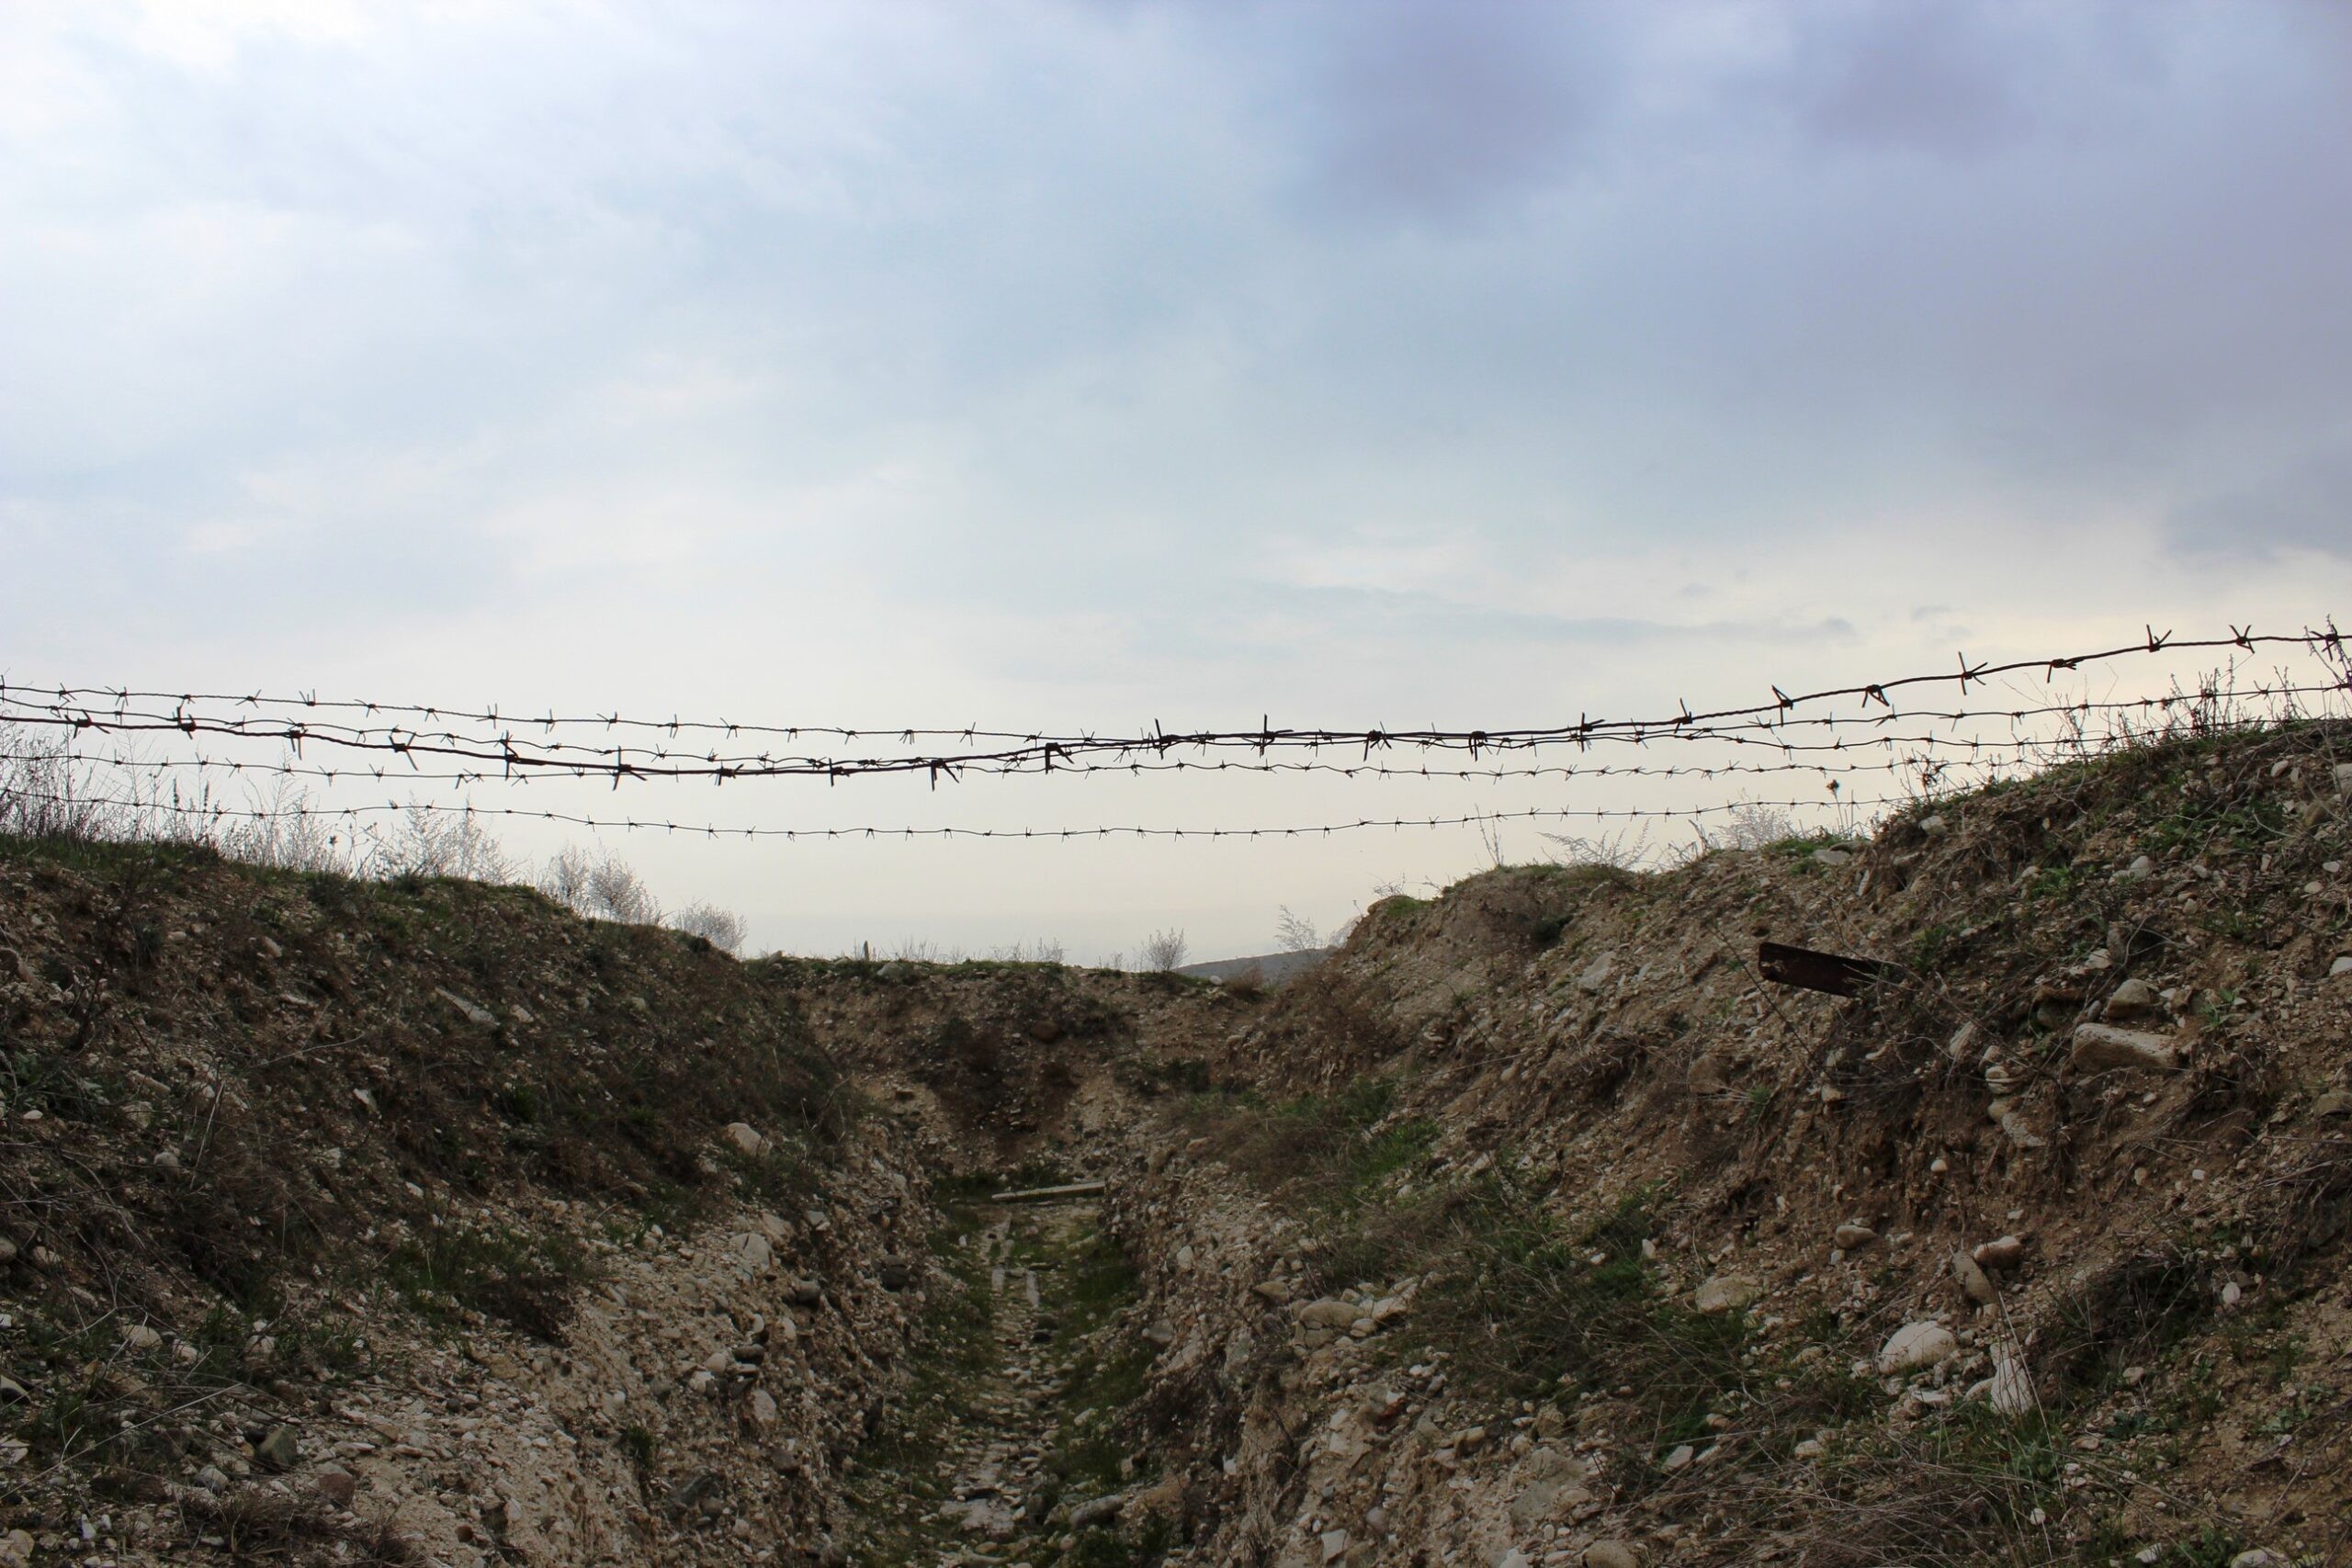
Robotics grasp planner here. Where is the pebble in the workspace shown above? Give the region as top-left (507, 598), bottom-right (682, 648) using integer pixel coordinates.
top-left (2103, 977), bottom-right (2159, 1020)
top-left (1832, 1223), bottom-right (1876, 1250)
top-left (1585, 1541), bottom-right (1641, 1568)
top-left (1972, 1235), bottom-right (2028, 1271)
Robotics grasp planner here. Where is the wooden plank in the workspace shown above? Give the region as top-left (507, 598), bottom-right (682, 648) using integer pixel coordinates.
top-left (989, 1179), bottom-right (1108, 1203)
top-left (1758, 941), bottom-right (1905, 998)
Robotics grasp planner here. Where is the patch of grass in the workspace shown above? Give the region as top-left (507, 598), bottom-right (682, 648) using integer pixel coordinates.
top-left (1764, 831), bottom-right (1841, 859)
top-left (1060, 1226), bottom-right (1143, 1343)
top-left (2146, 792), bottom-right (2290, 856)
top-left (177, 1486), bottom-right (424, 1565)
top-left (384, 1220), bottom-right (591, 1340)
top-left (1905, 921), bottom-right (1963, 974)
top-left (1387, 1182), bottom-right (1747, 1441)
top-left (1195, 1080), bottom-right (1753, 1446)
top-left (2025, 863), bottom-right (2081, 902)
top-left (1178, 1077), bottom-right (1434, 1196)
top-left (1052, 1516), bottom-right (1176, 1568)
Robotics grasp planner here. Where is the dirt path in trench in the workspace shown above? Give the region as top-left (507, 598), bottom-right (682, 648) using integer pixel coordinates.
top-left (849, 1195), bottom-right (1114, 1567)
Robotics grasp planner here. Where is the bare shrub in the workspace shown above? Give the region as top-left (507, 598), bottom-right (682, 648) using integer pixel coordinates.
top-left (988, 938), bottom-right (1067, 964)
top-left (363, 803), bottom-right (514, 883)
top-left (889, 938), bottom-right (967, 964)
top-left (538, 844), bottom-right (596, 912)
top-left (538, 844), bottom-right (660, 924)
top-left (1541, 823), bottom-right (1653, 871)
top-left (669, 901), bottom-right (747, 953)
top-left (1139, 927), bottom-right (1189, 973)
top-left (1220, 963), bottom-right (1268, 999)
top-left (1693, 800), bottom-right (1802, 852)
top-left (0, 722), bottom-right (121, 840)
top-left (218, 776), bottom-right (354, 873)
top-left (1275, 905), bottom-right (1321, 952)
top-left (586, 853), bottom-right (660, 923)
top-left (0, 722), bottom-right (220, 844)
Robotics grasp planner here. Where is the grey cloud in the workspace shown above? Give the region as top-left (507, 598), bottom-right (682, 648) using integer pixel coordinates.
top-left (2165, 448), bottom-right (2352, 559)
top-left (1782, 3), bottom-right (2038, 156)
top-left (1272, 2), bottom-right (1614, 220)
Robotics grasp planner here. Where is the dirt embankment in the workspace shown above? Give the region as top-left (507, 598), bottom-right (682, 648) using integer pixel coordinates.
top-left (0, 843), bottom-right (940, 1567)
top-left (1089, 725), bottom-right (2352, 1567)
top-left (6, 723), bottom-right (2351, 1568)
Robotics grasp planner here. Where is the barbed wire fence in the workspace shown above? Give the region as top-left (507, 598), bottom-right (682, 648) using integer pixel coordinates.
top-left (2, 623), bottom-right (2346, 952)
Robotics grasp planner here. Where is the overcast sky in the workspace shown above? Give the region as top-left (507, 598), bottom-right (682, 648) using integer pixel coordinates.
top-left (4, 1), bottom-right (2349, 959)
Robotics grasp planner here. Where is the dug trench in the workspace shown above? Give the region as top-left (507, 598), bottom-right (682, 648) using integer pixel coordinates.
top-left (6, 722), bottom-right (2352, 1566)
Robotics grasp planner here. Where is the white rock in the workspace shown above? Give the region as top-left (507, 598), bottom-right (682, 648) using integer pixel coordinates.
top-left (2103, 978), bottom-right (2159, 1020)
top-left (1951, 1250), bottom-right (1997, 1305)
top-left (1692, 1275), bottom-right (1760, 1314)
top-left (434, 987), bottom-right (498, 1028)
top-left (1833, 1223), bottom-right (1877, 1250)
top-left (1585, 1541), bottom-right (1641, 1568)
top-left (722, 1122), bottom-right (770, 1158)
top-left (1967, 1352), bottom-right (2034, 1416)
top-left (2330, 955), bottom-right (2352, 978)
top-left (1508, 1448), bottom-right (1591, 1527)
top-left (1296, 1298), bottom-right (1360, 1330)
top-left (2070, 1022), bottom-right (2180, 1073)
top-left (1876, 1321), bottom-right (1959, 1374)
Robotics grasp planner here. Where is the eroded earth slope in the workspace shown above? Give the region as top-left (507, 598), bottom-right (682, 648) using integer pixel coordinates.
top-left (5, 722), bottom-right (2352, 1568)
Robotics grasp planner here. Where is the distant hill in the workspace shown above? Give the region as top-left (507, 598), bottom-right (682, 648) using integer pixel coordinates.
top-left (1175, 947), bottom-right (1332, 986)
